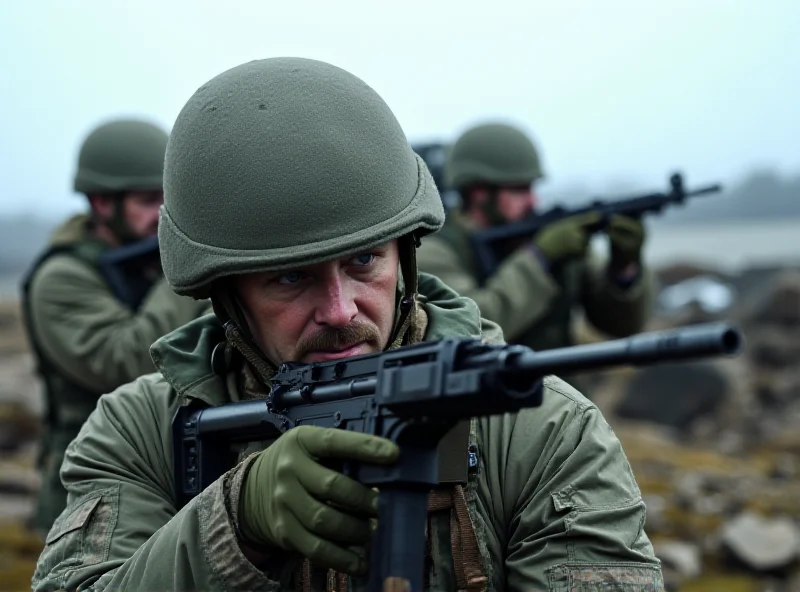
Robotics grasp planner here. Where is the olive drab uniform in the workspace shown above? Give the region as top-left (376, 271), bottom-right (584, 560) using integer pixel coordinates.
top-left (30, 57), bottom-right (664, 591)
top-left (416, 122), bottom-right (654, 353)
top-left (22, 120), bottom-right (209, 535)
top-left (31, 274), bottom-right (663, 592)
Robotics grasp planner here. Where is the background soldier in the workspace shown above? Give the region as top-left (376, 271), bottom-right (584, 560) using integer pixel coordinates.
top-left (21, 118), bottom-right (209, 535)
top-left (31, 58), bottom-right (663, 592)
top-left (416, 122), bottom-right (655, 353)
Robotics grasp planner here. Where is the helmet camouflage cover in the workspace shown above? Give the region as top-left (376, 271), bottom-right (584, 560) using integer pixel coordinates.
top-left (445, 122), bottom-right (544, 190)
top-left (73, 119), bottom-right (169, 194)
top-left (159, 57), bottom-right (445, 300)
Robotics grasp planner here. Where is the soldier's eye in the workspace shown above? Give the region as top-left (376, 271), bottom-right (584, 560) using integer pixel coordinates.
top-left (278, 271), bottom-right (304, 284)
top-left (353, 254), bottom-right (376, 266)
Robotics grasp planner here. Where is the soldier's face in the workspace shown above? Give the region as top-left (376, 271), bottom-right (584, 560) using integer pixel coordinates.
top-left (495, 186), bottom-right (537, 222)
top-left (235, 240), bottom-right (400, 365)
top-left (122, 191), bottom-right (164, 238)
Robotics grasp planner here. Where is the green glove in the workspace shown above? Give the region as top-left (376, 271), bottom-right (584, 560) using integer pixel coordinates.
top-left (607, 214), bottom-right (645, 267)
top-left (239, 425), bottom-right (400, 575)
top-left (533, 211), bottom-right (602, 264)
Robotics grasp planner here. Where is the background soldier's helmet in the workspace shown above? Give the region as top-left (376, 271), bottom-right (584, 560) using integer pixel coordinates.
top-left (159, 57), bottom-right (445, 300)
top-left (445, 122), bottom-right (544, 191)
top-left (73, 119), bottom-right (169, 194)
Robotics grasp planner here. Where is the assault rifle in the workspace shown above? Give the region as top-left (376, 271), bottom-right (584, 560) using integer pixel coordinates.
top-left (470, 171), bottom-right (723, 283)
top-left (173, 321), bottom-right (742, 591)
top-left (97, 235), bottom-right (160, 310)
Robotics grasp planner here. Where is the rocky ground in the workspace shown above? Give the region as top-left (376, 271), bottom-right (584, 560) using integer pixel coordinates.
top-left (0, 301), bottom-right (43, 592)
top-left (582, 264), bottom-right (800, 591)
top-left (0, 263), bottom-right (799, 591)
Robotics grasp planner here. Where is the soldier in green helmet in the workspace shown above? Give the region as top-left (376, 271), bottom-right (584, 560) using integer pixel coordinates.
top-left (416, 122), bottom-right (655, 356)
top-left (32, 59), bottom-right (663, 591)
top-left (22, 118), bottom-right (209, 536)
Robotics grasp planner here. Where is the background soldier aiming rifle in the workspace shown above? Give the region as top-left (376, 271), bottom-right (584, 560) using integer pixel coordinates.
top-left (468, 171), bottom-right (722, 284)
top-left (416, 122), bottom-right (723, 359)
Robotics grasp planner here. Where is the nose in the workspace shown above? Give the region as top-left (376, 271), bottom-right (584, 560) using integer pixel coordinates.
top-left (314, 273), bottom-right (358, 327)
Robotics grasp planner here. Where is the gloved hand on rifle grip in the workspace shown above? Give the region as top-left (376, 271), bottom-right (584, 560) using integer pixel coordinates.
top-left (533, 211), bottom-right (602, 264)
top-left (238, 425), bottom-right (400, 575)
top-left (606, 214), bottom-right (645, 268)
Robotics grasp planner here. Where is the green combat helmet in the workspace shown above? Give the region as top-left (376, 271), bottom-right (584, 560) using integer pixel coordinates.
top-left (74, 118), bottom-right (169, 243)
top-left (158, 57), bottom-right (445, 376)
top-left (74, 119), bottom-right (169, 194)
top-left (445, 122), bottom-right (544, 191)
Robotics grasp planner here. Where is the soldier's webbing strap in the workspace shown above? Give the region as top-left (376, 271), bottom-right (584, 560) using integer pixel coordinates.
top-left (20, 239), bottom-right (106, 436)
top-left (294, 485), bottom-right (487, 592)
top-left (428, 485), bottom-right (489, 592)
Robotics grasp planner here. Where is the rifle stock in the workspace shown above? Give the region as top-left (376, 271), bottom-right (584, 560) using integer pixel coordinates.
top-left (172, 321), bottom-right (742, 591)
top-left (470, 171), bottom-right (723, 283)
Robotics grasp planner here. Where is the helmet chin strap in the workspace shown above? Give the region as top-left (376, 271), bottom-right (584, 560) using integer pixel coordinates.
top-left (460, 185), bottom-right (506, 228)
top-left (210, 283), bottom-right (276, 388)
top-left (209, 232), bottom-right (423, 387)
top-left (478, 187), bottom-right (507, 227)
top-left (111, 194), bottom-right (141, 245)
top-left (387, 232), bottom-right (421, 350)
top-left (88, 193), bottom-right (140, 245)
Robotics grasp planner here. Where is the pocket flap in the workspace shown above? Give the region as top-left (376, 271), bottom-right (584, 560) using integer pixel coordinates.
top-left (46, 495), bottom-right (102, 544)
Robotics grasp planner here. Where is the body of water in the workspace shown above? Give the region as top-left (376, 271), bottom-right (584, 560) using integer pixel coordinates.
top-left (596, 218), bottom-right (800, 273)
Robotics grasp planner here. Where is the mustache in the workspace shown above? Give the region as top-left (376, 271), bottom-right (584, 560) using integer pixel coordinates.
top-left (295, 321), bottom-right (381, 360)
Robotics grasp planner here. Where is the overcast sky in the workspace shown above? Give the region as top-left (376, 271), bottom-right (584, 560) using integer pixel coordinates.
top-left (1, 0), bottom-right (798, 218)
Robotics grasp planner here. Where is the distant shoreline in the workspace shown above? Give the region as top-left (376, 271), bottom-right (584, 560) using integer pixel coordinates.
top-left (629, 218), bottom-right (800, 273)
top-left (651, 216), bottom-right (800, 228)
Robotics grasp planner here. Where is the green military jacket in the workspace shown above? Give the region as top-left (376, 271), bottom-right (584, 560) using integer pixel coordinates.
top-left (25, 214), bottom-right (209, 398)
top-left (31, 273), bottom-right (663, 592)
top-left (23, 213), bottom-right (210, 532)
top-left (416, 212), bottom-right (655, 351)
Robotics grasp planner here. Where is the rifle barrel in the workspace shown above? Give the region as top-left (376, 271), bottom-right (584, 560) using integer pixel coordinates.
top-left (472, 176), bottom-right (724, 253)
top-left (273, 323), bottom-right (743, 410)
top-left (684, 183), bottom-right (723, 197)
top-left (507, 322), bottom-right (741, 376)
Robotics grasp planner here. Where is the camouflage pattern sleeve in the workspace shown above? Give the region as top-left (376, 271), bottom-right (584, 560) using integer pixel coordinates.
top-left (30, 375), bottom-right (285, 592)
top-left (579, 253), bottom-right (656, 338)
top-left (416, 236), bottom-right (560, 342)
top-left (27, 254), bottom-right (208, 394)
top-left (473, 377), bottom-right (665, 591)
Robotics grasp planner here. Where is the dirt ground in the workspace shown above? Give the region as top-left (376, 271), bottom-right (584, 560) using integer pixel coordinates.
top-left (0, 300), bottom-right (43, 591)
